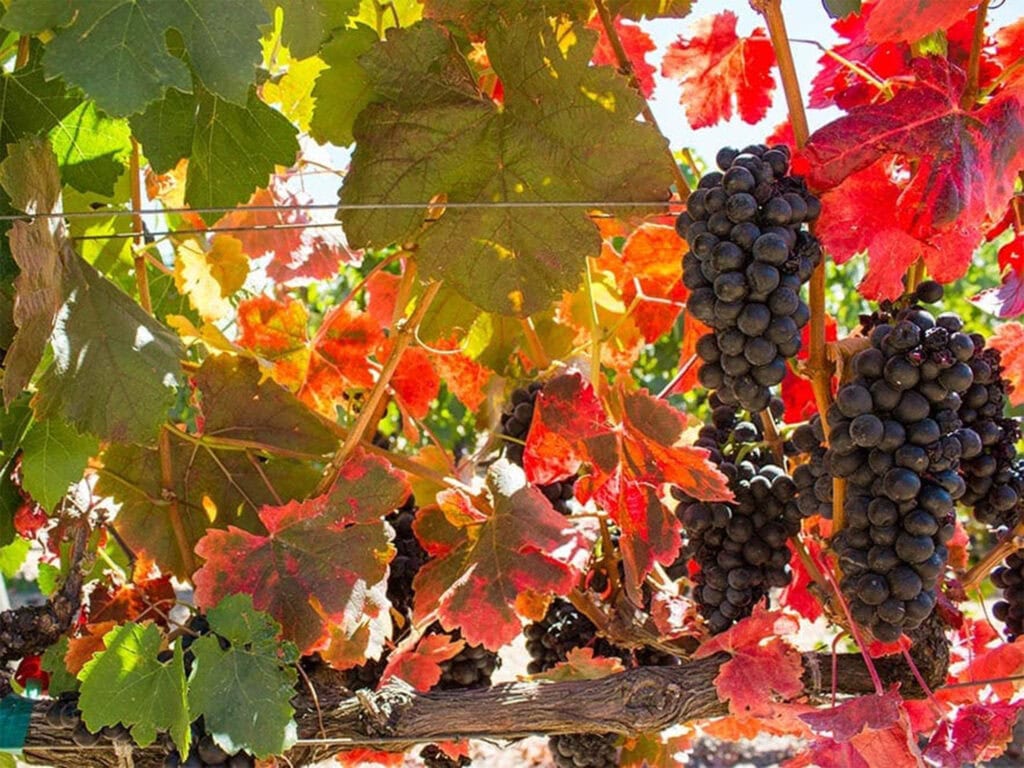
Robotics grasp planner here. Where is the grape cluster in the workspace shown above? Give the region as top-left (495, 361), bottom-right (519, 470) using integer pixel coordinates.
top-left (992, 552), bottom-right (1024, 640)
top-left (499, 383), bottom-right (576, 513)
top-left (549, 733), bottom-right (620, 768)
top-left (830, 283), bottom-right (974, 642)
top-left (163, 725), bottom-right (255, 768)
top-left (421, 744), bottom-right (472, 768)
top-left (677, 144), bottom-right (822, 412)
top-left (525, 599), bottom-right (619, 674)
top-left (791, 416), bottom-right (832, 519)
top-left (386, 495), bottom-right (428, 615)
top-left (675, 402), bottom-right (802, 634)
top-left (957, 343), bottom-right (1023, 528)
top-left (44, 693), bottom-right (132, 749)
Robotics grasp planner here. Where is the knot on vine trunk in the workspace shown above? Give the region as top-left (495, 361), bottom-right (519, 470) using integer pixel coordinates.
top-left (623, 673), bottom-right (682, 722)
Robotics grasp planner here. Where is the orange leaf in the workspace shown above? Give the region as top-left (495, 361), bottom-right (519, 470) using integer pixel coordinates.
top-left (619, 223), bottom-right (687, 342)
top-left (528, 647), bottom-right (625, 683)
top-left (65, 621), bottom-right (118, 675)
top-left (236, 295), bottom-right (311, 391)
top-left (989, 322), bottom-right (1024, 407)
top-left (380, 633), bottom-right (466, 692)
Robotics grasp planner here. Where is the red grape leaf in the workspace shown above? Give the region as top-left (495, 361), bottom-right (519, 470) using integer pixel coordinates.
top-left (988, 322), bottom-right (1024, 407)
top-left (693, 603), bottom-right (803, 716)
top-left (427, 337), bottom-right (493, 413)
top-left (379, 340), bottom-right (440, 420)
top-left (790, 710), bottom-right (924, 768)
top-left (335, 748), bottom-right (403, 767)
top-left (588, 15), bottom-right (656, 98)
top-left (301, 303), bottom-right (383, 413)
top-left (619, 223), bottom-right (687, 342)
top-left (800, 690), bottom-right (901, 742)
top-left (525, 373), bottom-right (730, 594)
top-left (809, 4), bottom-right (912, 110)
top-left (380, 632), bottom-right (466, 692)
top-left (216, 177), bottom-right (354, 283)
top-left (364, 270), bottom-right (401, 328)
top-left (996, 18), bottom-right (1024, 88)
top-left (661, 11), bottom-right (776, 129)
top-left (236, 296), bottom-right (311, 391)
top-left (865, 0), bottom-right (975, 43)
top-left (411, 461), bottom-right (587, 651)
top-left (805, 58), bottom-right (1024, 297)
top-left (88, 561), bottom-right (176, 627)
top-left (648, 591), bottom-right (703, 640)
top-left (943, 636), bottom-right (1024, 702)
top-left (779, 541), bottom-right (824, 622)
top-left (528, 647), bottom-right (625, 682)
top-left (924, 702), bottom-right (1024, 767)
top-left (192, 450), bottom-right (409, 654)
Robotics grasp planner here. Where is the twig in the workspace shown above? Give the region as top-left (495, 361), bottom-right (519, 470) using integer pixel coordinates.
top-left (15, 35), bottom-right (29, 68)
top-left (520, 318), bottom-right (551, 370)
top-left (962, 0), bottom-right (990, 110)
top-left (130, 138), bottom-right (152, 314)
top-left (759, 409), bottom-right (785, 463)
top-left (961, 518), bottom-right (1024, 593)
top-left (159, 426), bottom-right (197, 575)
top-left (592, 0), bottom-right (690, 196)
top-left (316, 280), bottom-right (443, 494)
top-left (583, 258), bottom-right (604, 390)
top-left (657, 353), bottom-right (697, 399)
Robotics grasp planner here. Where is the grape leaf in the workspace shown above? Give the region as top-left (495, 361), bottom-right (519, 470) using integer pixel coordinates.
top-left (77, 623), bottom-right (190, 754)
top-left (0, 0), bottom-right (71, 32)
top-left (19, 417), bottom-right (98, 512)
top-left (588, 15), bottom-right (656, 98)
top-left (981, 323), bottom-right (1024, 406)
top-left (789, 703), bottom-right (923, 768)
top-left (40, 637), bottom-right (78, 697)
top-left (808, 5), bottom-right (911, 111)
top-left (381, 341), bottom-right (440, 420)
top-left (95, 368), bottom-right (324, 577)
top-left (173, 236), bottom-right (249, 322)
top-left (661, 11), bottom-right (776, 129)
top-left (34, 254), bottom-right (184, 443)
top-left (524, 373), bottom-right (731, 594)
top-left (528, 647), bottom-right (625, 682)
top-left (50, 102), bottom-right (130, 196)
top-left (693, 604), bottom-right (803, 716)
top-left (669, 311), bottom-right (710, 395)
top-left (2, 0), bottom-right (269, 116)
top-left (276, 0), bottom-right (358, 59)
top-left (609, 0), bottom-right (694, 20)
top-left (196, 355), bottom-right (339, 457)
top-left (380, 632), bottom-right (466, 691)
top-left (617, 223), bottom-right (686, 342)
top-left (193, 451), bottom-right (409, 653)
top-left (865, 0), bottom-right (975, 43)
top-left (301, 303), bottom-right (384, 410)
top-left (805, 59), bottom-right (1024, 297)
top-left (822, 0), bottom-right (862, 18)
top-left (128, 88), bottom-right (195, 175)
top-left (237, 295), bottom-right (312, 389)
top-left (188, 594), bottom-right (298, 758)
top-left (800, 690), bottom-right (902, 742)
top-left (923, 701), bottom-right (1023, 767)
top-left (426, 337), bottom-right (493, 413)
top-left (421, 0), bottom-right (590, 31)
top-left (972, 234), bottom-right (1024, 318)
top-left (187, 89), bottom-right (300, 224)
top-left (308, 24), bottom-right (379, 147)
top-left (340, 18), bottom-right (672, 316)
top-left (412, 460), bottom-right (587, 650)
top-left (0, 138), bottom-right (71, 406)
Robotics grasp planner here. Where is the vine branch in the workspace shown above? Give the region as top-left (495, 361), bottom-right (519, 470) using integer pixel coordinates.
top-left (961, 518), bottom-right (1024, 593)
top-left (130, 137), bottom-right (151, 314)
top-left (159, 426), bottom-right (196, 576)
top-left (962, 0), bottom-right (990, 110)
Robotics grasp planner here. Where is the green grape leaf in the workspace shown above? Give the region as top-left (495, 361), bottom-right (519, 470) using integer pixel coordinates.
top-left (0, 1), bottom-right (73, 33)
top-left (421, 0), bottom-right (590, 31)
top-left (821, 0), bottom-right (861, 18)
top-left (197, 355), bottom-right (339, 456)
top-left (308, 24), bottom-right (379, 147)
top-left (350, 0), bottom-right (423, 30)
top-left (0, 138), bottom-right (71, 406)
top-left (128, 88), bottom-right (195, 175)
top-left (77, 623), bottom-right (191, 753)
top-left (0, 478), bottom-right (16, 550)
top-left (186, 88), bottom-right (299, 224)
top-left (34, 255), bottom-right (184, 443)
top-left (188, 594), bottom-right (298, 758)
top-left (0, 249), bottom-right (15, 352)
top-left (0, 538), bottom-right (30, 580)
top-left (340, 18), bottom-right (672, 316)
top-left (19, 417), bottom-right (98, 512)
top-left (3, 0), bottom-right (269, 117)
top-left (40, 637), bottom-right (79, 697)
top-left (607, 0), bottom-right (694, 19)
top-left (50, 102), bottom-right (131, 196)
top-left (276, 0), bottom-right (358, 59)
top-left (0, 54), bottom-right (81, 149)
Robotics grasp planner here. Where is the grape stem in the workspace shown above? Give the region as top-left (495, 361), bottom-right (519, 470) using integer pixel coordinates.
top-left (129, 138), bottom-right (151, 314)
top-left (960, 518), bottom-right (1024, 593)
top-left (591, 0), bottom-right (691, 197)
top-left (159, 426), bottom-right (197, 576)
top-left (752, 0), bottom-right (834, 433)
top-left (759, 410), bottom-right (785, 463)
top-left (962, 0), bottom-right (990, 110)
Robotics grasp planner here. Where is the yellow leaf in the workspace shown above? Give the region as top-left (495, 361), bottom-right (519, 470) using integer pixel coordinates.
top-left (173, 235), bottom-right (249, 321)
top-left (166, 315), bottom-right (240, 354)
top-left (263, 54), bottom-right (327, 133)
